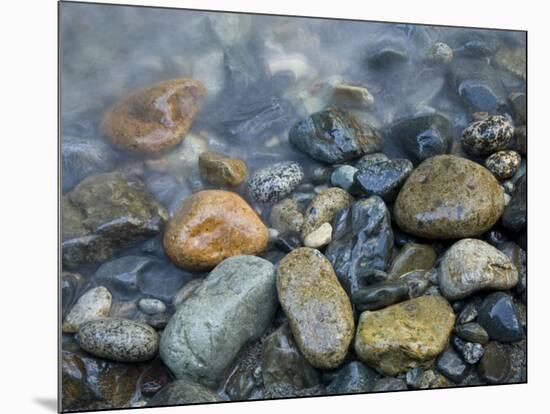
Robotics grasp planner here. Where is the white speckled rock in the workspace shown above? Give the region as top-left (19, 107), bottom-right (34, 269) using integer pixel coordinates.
top-left (485, 150), bottom-right (521, 180)
top-left (248, 161), bottom-right (304, 203)
top-left (439, 239), bottom-right (518, 300)
top-left (63, 286), bottom-right (112, 333)
top-left (461, 116), bottom-right (514, 156)
top-left (304, 222), bottom-right (333, 248)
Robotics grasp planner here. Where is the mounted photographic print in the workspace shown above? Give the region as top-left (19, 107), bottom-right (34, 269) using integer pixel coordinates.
top-left (59, 1), bottom-right (527, 412)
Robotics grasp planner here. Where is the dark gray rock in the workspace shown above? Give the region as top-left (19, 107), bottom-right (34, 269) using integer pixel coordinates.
top-left (502, 174), bottom-right (526, 232)
top-left (478, 342), bottom-right (511, 384)
top-left (61, 272), bottom-right (83, 319)
top-left (275, 232), bottom-right (303, 253)
top-left (326, 361), bottom-right (379, 395)
top-left (326, 196), bottom-right (393, 296)
top-left (352, 281), bottom-right (408, 312)
top-left (148, 378), bottom-right (222, 406)
top-left (248, 161), bottom-right (304, 203)
top-left (436, 346), bottom-right (468, 383)
top-left (331, 165), bottom-right (360, 193)
top-left (289, 107), bottom-right (383, 164)
top-left (355, 152), bottom-right (389, 170)
top-left (372, 377), bottom-right (407, 392)
top-left (478, 292), bottom-right (524, 342)
top-left (405, 368), bottom-right (424, 389)
top-left (354, 159), bottom-right (413, 202)
top-left (456, 299), bottom-right (481, 324)
top-left (455, 323), bottom-right (489, 344)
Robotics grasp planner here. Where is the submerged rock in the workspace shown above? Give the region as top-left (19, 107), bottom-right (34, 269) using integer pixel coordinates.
top-left (502, 174), bottom-right (526, 232)
top-left (148, 379), bottom-right (222, 406)
top-left (198, 151), bottom-right (247, 186)
top-left (102, 78), bottom-right (206, 155)
top-left (159, 256), bottom-right (277, 387)
top-left (394, 155), bottom-right (505, 239)
top-left (354, 158), bottom-right (413, 202)
top-left (277, 248), bottom-right (354, 369)
top-left (163, 190), bottom-right (268, 271)
top-left (269, 198), bottom-right (304, 234)
top-left (248, 161), bottom-right (304, 203)
top-left (330, 84), bottom-right (374, 109)
top-left (289, 107), bottom-right (383, 164)
top-left (63, 286), bottom-right (112, 333)
top-left (388, 243), bottom-right (437, 279)
top-left (478, 342), bottom-right (511, 384)
top-left (461, 115), bottom-right (514, 156)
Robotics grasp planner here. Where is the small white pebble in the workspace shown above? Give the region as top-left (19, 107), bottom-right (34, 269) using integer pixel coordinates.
top-left (304, 222), bottom-right (333, 248)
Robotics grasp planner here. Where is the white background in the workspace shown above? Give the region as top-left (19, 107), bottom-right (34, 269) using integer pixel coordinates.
top-left (0, 0), bottom-right (546, 413)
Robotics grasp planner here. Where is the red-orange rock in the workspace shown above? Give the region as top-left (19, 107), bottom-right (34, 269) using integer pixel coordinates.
top-left (163, 190), bottom-right (269, 271)
top-left (102, 78), bottom-right (206, 155)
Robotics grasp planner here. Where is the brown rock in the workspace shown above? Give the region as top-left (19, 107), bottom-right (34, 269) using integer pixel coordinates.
top-left (198, 151), bottom-right (247, 186)
top-left (301, 187), bottom-right (354, 238)
top-left (102, 78), bottom-right (206, 155)
top-left (163, 190), bottom-right (268, 270)
top-left (388, 242), bottom-right (437, 279)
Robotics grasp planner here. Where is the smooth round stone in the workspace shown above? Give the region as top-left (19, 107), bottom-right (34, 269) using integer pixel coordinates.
top-left (330, 84), bottom-right (374, 109)
top-left (354, 159), bottom-right (413, 202)
top-left (454, 323), bottom-right (489, 344)
top-left (502, 174), bottom-right (526, 232)
top-left (372, 377), bottom-right (407, 392)
top-left (248, 161), bottom-right (304, 203)
top-left (301, 187), bottom-right (354, 239)
top-left (478, 342), bottom-right (511, 384)
top-left (354, 296), bottom-right (455, 375)
top-left (63, 287), bottom-right (112, 333)
top-left (198, 151), bottom-right (247, 186)
top-left (303, 222), bottom-right (332, 248)
top-left (436, 346), bottom-right (468, 383)
top-left (163, 190), bottom-right (268, 271)
top-left (477, 292), bottom-right (524, 342)
top-left (388, 242), bottom-right (437, 279)
top-left (160, 256), bottom-right (277, 387)
top-left (386, 114), bottom-right (452, 164)
top-left (148, 379), bottom-right (222, 406)
top-left (289, 107), bottom-right (383, 164)
top-left (277, 248), bottom-right (354, 369)
top-left (269, 198), bottom-right (304, 234)
top-left (439, 239), bottom-right (518, 300)
top-left (352, 281), bottom-right (408, 312)
top-left (138, 298), bottom-right (166, 315)
top-left (461, 115), bottom-right (514, 156)
top-left (430, 42), bottom-right (453, 64)
top-left (355, 152), bottom-right (389, 170)
top-left (76, 318), bottom-right (159, 362)
top-left (102, 78), bottom-right (206, 155)
top-left (330, 165), bottom-right (360, 193)
top-left (326, 362), bottom-right (379, 395)
top-left (485, 150), bottom-right (521, 180)
top-left (394, 155), bottom-right (505, 239)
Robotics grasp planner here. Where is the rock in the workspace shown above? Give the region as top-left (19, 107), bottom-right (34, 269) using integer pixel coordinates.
top-left (330, 84), bottom-right (374, 109)
top-left (326, 196), bottom-right (393, 295)
top-left (394, 155), bottom-right (505, 239)
top-left (172, 279), bottom-right (203, 308)
top-left (368, 44), bottom-right (408, 69)
top-left (510, 93), bottom-right (526, 125)
top-left (461, 115), bottom-right (514, 156)
top-left (436, 346), bottom-right (468, 383)
top-left (62, 173), bottom-right (168, 268)
top-left (275, 232), bottom-right (303, 253)
top-left (352, 281), bottom-right (409, 312)
top-left (303, 222), bottom-right (332, 248)
top-left (94, 255), bottom-right (193, 302)
top-left (439, 239), bottom-right (518, 300)
top-left (261, 323), bottom-right (320, 393)
top-left (159, 256), bottom-right (277, 386)
top-left (62, 135), bottom-right (116, 192)
top-left (429, 42), bottom-right (453, 64)
top-left (354, 296), bottom-right (455, 375)
top-left (513, 125), bottom-right (527, 155)
top-left (248, 161), bottom-right (304, 203)
top-left (354, 159), bottom-right (413, 202)
top-left (455, 323), bottom-right (489, 344)
top-left (61, 272), bottom-right (83, 320)
top-left (386, 115), bottom-right (452, 164)
top-left (269, 198), bottom-right (304, 234)
top-left (277, 248), bottom-right (354, 369)
top-left (140, 358), bottom-right (174, 397)
top-left (312, 166), bottom-right (334, 184)
top-left (102, 78), bottom-right (206, 155)
top-left (372, 377), bottom-right (407, 392)
top-left (198, 151), bottom-right (247, 186)
top-left (478, 342), bottom-right (511, 384)
top-left (289, 107), bottom-right (383, 164)
top-left (355, 152), bottom-right (389, 170)
top-left (163, 190), bottom-right (268, 271)
top-left (455, 339), bottom-right (485, 365)
top-left (326, 361), bottom-right (378, 395)
top-left (388, 243), bottom-right (437, 279)
top-left (478, 292), bottom-right (524, 342)
top-left (301, 187), bottom-right (353, 238)
top-left (485, 150), bottom-right (521, 180)
top-left (330, 165), bottom-right (360, 193)
top-left (76, 318), bottom-right (159, 362)
top-left (109, 301), bottom-right (138, 320)
top-left (138, 298), bottom-right (166, 315)
top-left (502, 174), bottom-right (526, 232)
top-left (406, 368), bottom-right (425, 389)
top-left (148, 379), bottom-right (222, 406)
top-left (63, 287), bottom-right (112, 333)
top-left (495, 46), bottom-right (526, 80)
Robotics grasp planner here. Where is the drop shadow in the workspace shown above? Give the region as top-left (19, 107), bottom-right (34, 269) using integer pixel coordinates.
top-left (33, 397), bottom-right (58, 412)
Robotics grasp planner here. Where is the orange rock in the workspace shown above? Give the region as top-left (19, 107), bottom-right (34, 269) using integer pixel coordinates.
top-left (102, 78), bottom-right (206, 155)
top-left (163, 190), bottom-right (268, 271)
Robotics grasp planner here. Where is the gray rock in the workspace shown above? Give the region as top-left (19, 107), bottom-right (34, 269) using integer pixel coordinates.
top-left (248, 161), bottom-right (304, 203)
top-left (138, 298), bottom-right (166, 315)
top-left (148, 379), bottom-right (222, 406)
top-left (61, 272), bottom-right (83, 320)
top-left (352, 281), bottom-right (408, 312)
top-left (63, 286), bottom-right (112, 333)
top-left (326, 361), bottom-right (378, 395)
top-left (354, 158), bottom-right (413, 202)
top-left (454, 323), bottom-right (489, 344)
top-left (76, 318), bottom-right (159, 362)
top-left (330, 165), bottom-right (359, 193)
top-left (372, 377), bottom-right (407, 392)
top-left (502, 174), bottom-right (526, 232)
top-left (269, 198), bottom-right (304, 234)
top-left (436, 346), bottom-right (468, 383)
top-left (159, 256), bottom-right (277, 387)
top-left (478, 292), bottom-right (524, 342)
top-left (406, 368), bottom-right (425, 389)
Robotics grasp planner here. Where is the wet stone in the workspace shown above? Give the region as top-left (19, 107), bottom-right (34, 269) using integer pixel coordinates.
top-left (456, 300), bottom-right (481, 324)
top-left (148, 379), bottom-right (222, 406)
top-left (248, 161), bottom-right (304, 203)
top-left (478, 342), bottom-right (511, 384)
top-left (461, 115), bottom-right (514, 156)
top-left (330, 84), bottom-right (374, 109)
top-left (355, 152), bottom-right (389, 170)
top-left (352, 281), bottom-right (408, 312)
top-left (63, 286), bottom-right (112, 333)
top-left (269, 198), bottom-right (304, 234)
top-left (275, 232), bottom-right (303, 253)
top-left (388, 242), bottom-right (437, 279)
top-left (502, 174), bottom-right (526, 232)
top-left (455, 323), bottom-right (489, 345)
top-left (436, 346), bottom-right (468, 383)
top-left (138, 298), bottom-right (166, 315)
top-left (485, 150), bottom-right (521, 180)
top-left (140, 358), bottom-right (174, 397)
top-left (301, 187), bottom-right (354, 239)
top-left (198, 151), bottom-right (247, 186)
top-left (303, 222), bottom-right (332, 248)
top-left (61, 272), bottom-right (83, 320)
top-left (354, 159), bottom-right (413, 202)
top-left (289, 107), bottom-right (383, 164)
top-left (326, 361), bottom-right (379, 395)
top-left (478, 292), bottom-right (524, 342)
top-left (330, 165), bottom-right (360, 193)
top-left (406, 368), bottom-right (424, 389)
top-left (372, 377), bottom-right (407, 392)
top-left (429, 42), bottom-right (453, 64)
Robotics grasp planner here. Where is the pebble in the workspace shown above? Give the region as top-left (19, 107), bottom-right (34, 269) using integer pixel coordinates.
top-left (330, 84), bottom-right (374, 109)
top-left (502, 174), bottom-right (526, 232)
top-left (354, 158), bottom-right (413, 202)
top-left (461, 115), bottom-right (514, 156)
top-left (372, 377), bottom-right (407, 392)
top-left (330, 165), bottom-right (360, 193)
top-left (276, 248), bottom-right (354, 369)
top-left (138, 298), bottom-right (166, 315)
top-left (148, 379), bottom-right (222, 406)
top-left (76, 318), bottom-right (159, 362)
top-left (460, 340), bottom-right (485, 364)
top-left (354, 296), bottom-right (455, 375)
top-left (248, 161), bottom-right (304, 203)
top-left (478, 342), bottom-right (511, 384)
top-left (485, 150), bottom-right (521, 180)
top-left (436, 346), bottom-right (468, 383)
top-left (163, 190), bottom-right (268, 271)
top-left (406, 368), bottom-right (424, 389)
top-left (102, 78), bottom-right (206, 155)
top-left (326, 361), bottom-right (378, 395)
top-left (61, 272), bottom-right (83, 320)
top-left (160, 256), bottom-right (277, 387)
top-left (429, 42), bottom-right (453, 64)
top-left (63, 287), bottom-right (112, 333)
top-left (275, 232), bottom-right (303, 253)
top-left (355, 152), bottom-right (389, 170)
top-left (303, 222), bottom-right (332, 248)
top-left (198, 151), bottom-right (247, 186)
top-left (388, 242), bottom-right (437, 279)
top-left (269, 198), bottom-right (304, 234)
top-left (352, 281), bottom-right (408, 312)
top-left (300, 187), bottom-right (354, 239)
top-left (394, 155), bottom-right (505, 239)
top-left (454, 323), bottom-right (489, 344)
top-left (456, 300), bottom-right (481, 324)
top-left (289, 107), bottom-right (383, 164)
top-left (477, 292), bottom-right (524, 342)
top-left (439, 238), bottom-right (518, 300)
